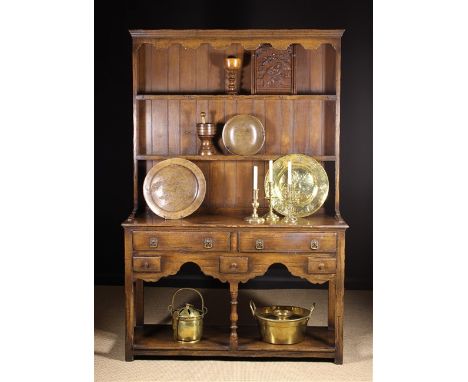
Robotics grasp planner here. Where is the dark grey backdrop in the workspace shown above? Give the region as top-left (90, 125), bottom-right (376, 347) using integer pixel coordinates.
top-left (95, 0), bottom-right (372, 289)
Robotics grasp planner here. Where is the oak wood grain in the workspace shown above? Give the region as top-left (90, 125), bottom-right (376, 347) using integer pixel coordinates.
top-left (126, 29), bottom-right (347, 363)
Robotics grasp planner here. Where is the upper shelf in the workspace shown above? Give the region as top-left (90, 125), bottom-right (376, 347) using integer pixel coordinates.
top-left (136, 155), bottom-right (336, 162)
top-left (135, 94), bottom-right (337, 101)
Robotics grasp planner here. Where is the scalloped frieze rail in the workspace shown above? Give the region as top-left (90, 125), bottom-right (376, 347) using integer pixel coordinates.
top-left (130, 29), bottom-right (343, 51)
top-left (133, 257), bottom-right (334, 285)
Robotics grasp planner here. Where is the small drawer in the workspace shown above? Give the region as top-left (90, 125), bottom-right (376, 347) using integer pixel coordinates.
top-left (133, 231), bottom-right (230, 251)
top-left (219, 256), bottom-right (249, 274)
top-left (133, 256), bottom-right (161, 272)
top-left (307, 257), bottom-right (336, 274)
top-left (239, 231), bottom-right (336, 252)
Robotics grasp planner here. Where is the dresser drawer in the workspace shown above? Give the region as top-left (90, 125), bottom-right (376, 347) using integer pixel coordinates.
top-left (219, 256), bottom-right (249, 274)
top-left (132, 231), bottom-right (230, 251)
top-left (238, 232), bottom-right (336, 252)
top-left (307, 257), bottom-right (336, 274)
top-left (133, 256), bottom-right (161, 272)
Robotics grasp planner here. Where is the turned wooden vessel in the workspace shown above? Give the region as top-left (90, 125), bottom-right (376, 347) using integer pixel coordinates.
top-left (196, 112), bottom-right (218, 156)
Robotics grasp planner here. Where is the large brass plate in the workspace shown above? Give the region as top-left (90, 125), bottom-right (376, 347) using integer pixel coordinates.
top-left (265, 154), bottom-right (329, 218)
top-left (143, 158), bottom-right (206, 219)
top-left (222, 114), bottom-right (265, 155)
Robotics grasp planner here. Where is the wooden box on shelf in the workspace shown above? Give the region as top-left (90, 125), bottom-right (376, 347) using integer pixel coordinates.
top-left (123, 29), bottom-right (348, 364)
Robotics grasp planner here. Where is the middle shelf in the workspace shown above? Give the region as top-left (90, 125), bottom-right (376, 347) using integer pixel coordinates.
top-left (136, 154), bottom-right (337, 161)
top-left (136, 94), bottom-right (337, 101)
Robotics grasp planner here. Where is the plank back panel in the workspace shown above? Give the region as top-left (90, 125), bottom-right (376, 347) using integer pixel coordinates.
top-left (138, 99), bottom-right (333, 156)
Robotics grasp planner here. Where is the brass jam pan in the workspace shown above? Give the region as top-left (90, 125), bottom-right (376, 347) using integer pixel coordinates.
top-left (143, 158), bottom-right (206, 219)
top-left (250, 301), bottom-right (316, 345)
top-left (222, 114), bottom-right (265, 155)
top-left (265, 154), bottom-right (329, 218)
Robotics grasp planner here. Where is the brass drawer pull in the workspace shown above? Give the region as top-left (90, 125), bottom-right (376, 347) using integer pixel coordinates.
top-left (230, 262), bottom-right (238, 270)
top-left (144, 261), bottom-right (150, 269)
top-left (310, 239), bottom-right (319, 250)
top-left (149, 237), bottom-right (158, 248)
top-left (204, 238), bottom-right (213, 249)
top-left (318, 262), bottom-right (325, 271)
top-left (255, 239), bottom-right (264, 250)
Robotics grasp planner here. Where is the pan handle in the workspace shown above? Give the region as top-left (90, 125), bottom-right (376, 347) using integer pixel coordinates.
top-left (249, 300), bottom-right (257, 317)
top-left (308, 303), bottom-right (316, 319)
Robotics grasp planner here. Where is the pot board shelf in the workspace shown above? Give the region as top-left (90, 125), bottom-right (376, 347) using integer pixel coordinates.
top-left (134, 324), bottom-right (335, 358)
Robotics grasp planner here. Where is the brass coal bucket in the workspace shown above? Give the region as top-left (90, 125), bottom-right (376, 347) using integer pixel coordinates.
top-left (168, 288), bottom-right (208, 343)
top-left (250, 300), bottom-right (316, 345)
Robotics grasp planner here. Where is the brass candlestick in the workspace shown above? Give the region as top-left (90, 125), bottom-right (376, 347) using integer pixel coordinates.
top-left (282, 184), bottom-right (298, 225)
top-left (263, 181), bottom-right (280, 223)
top-left (225, 57), bottom-right (241, 95)
top-left (245, 188), bottom-right (265, 224)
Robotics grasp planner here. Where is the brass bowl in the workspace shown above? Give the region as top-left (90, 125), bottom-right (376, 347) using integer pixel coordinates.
top-left (250, 301), bottom-right (315, 345)
top-left (222, 114), bottom-right (265, 155)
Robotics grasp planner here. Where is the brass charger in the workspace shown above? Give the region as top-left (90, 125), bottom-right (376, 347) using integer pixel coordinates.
top-left (265, 154), bottom-right (329, 218)
top-left (143, 158), bottom-right (206, 219)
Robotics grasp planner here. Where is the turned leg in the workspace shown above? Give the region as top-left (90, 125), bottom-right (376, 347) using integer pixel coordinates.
top-left (334, 232), bottom-right (346, 365)
top-left (229, 282), bottom-right (239, 350)
top-left (328, 278), bottom-right (336, 330)
top-left (124, 230), bottom-right (135, 361)
top-left (135, 279), bottom-right (144, 326)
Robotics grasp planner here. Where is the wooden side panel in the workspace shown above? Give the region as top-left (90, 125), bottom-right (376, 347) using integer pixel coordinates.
top-left (179, 47), bottom-right (197, 92)
top-left (310, 100), bottom-right (324, 155)
top-left (293, 99), bottom-right (309, 154)
top-left (151, 100), bottom-right (168, 155)
top-left (309, 45), bottom-right (324, 93)
top-left (179, 100), bottom-right (197, 154)
top-left (324, 44), bottom-right (337, 94)
top-left (280, 100), bottom-right (294, 154)
top-left (324, 101), bottom-right (336, 156)
top-left (264, 100), bottom-right (282, 155)
top-left (167, 44), bottom-right (180, 92)
top-left (167, 100), bottom-right (180, 155)
top-left (137, 45), bottom-right (149, 92)
top-left (137, 101), bottom-right (149, 155)
top-left (294, 45), bottom-right (310, 94)
top-left (208, 45), bottom-right (225, 92)
top-left (196, 43), bottom-right (210, 92)
top-left (152, 48), bottom-right (168, 92)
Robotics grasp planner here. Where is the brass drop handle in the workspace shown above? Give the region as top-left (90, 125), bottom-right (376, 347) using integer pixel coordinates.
top-left (230, 262), bottom-right (238, 270)
top-left (149, 237), bottom-right (158, 248)
top-left (310, 239), bottom-right (319, 250)
top-left (204, 237), bottom-right (213, 249)
top-left (255, 239), bottom-right (264, 250)
top-left (318, 262), bottom-right (325, 271)
top-left (144, 261), bottom-right (150, 269)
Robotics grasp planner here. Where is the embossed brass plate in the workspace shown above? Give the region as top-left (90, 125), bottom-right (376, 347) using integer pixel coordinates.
top-left (143, 158), bottom-right (206, 219)
top-left (222, 114), bottom-right (265, 155)
top-left (265, 154), bottom-right (329, 218)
